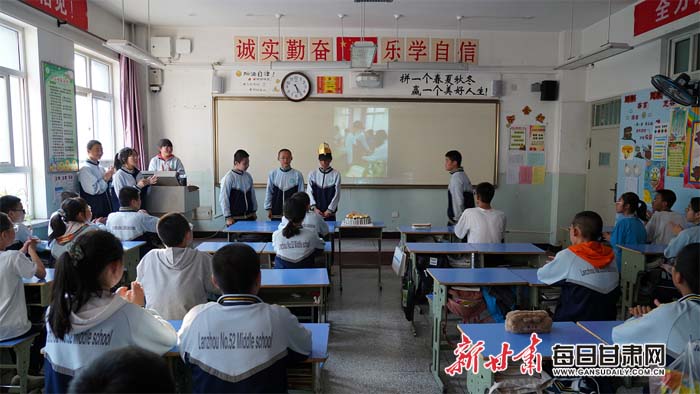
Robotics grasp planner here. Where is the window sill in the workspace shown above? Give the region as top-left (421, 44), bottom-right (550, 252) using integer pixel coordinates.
top-left (24, 219), bottom-right (49, 228)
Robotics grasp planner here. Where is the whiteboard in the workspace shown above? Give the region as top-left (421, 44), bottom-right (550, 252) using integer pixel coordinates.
top-left (214, 98), bottom-right (499, 186)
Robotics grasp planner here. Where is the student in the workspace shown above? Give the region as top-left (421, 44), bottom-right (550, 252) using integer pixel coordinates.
top-left (603, 192), bottom-right (647, 270)
top-left (112, 147), bottom-right (157, 201)
top-left (68, 346), bottom-right (175, 394)
top-left (646, 189), bottom-right (685, 245)
top-left (537, 211), bottom-right (619, 321)
top-left (454, 182), bottom-right (506, 243)
top-left (178, 243), bottom-right (311, 393)
top-left (445, 150), bottom-right (474, 225)
top-left (0, 195), bottom-right (31, 250)
top-left (264, 148), bottom-right (304, 219)
top-left (48, 191), bottom-right (79, 238)
top-left (78, 140), bottom-right (116, 219)
top-left (49, 197), bottom-right (102, 260)
top-left (136, 212), bottom-right (218, 320)
top-left (0, 213), bottom-right (46, 376)
top-left (44, 230), bottom-right (177, 393)
top-left (306, 143), bottom-right (341, 221)
top-left (664, 197), bottom-right (700, 259)
top-left (272, 197), bottom-right (324, 269)
top-left (106, 187), bottom-right (159, 242)
top-left (147, 138), bottom-right (186, 177)
top-left (279, 192), bottom-right (330, 237)
top-left (612, 243), bottom-right (700, 362)
top-left (219, 149), bottom-right (257, 226)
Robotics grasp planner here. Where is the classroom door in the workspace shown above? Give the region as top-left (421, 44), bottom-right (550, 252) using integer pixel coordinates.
top-left (585, 126), bottom-right (619, 225)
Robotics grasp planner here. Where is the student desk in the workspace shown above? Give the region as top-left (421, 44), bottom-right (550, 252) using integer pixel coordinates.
top-left (122, 240), bottom-right (147, 283)
top-left (165, 321), bottom-right (329, 393)
top-left (576, 320), bottom-right (624, 344)
top-left (559, 226), bottom-right (614, 247)
top-left (260, 268), bottom-right (330, 323)
top-left (426, 268), bottom-right (528, 391)
top-left (618, 244), bottom-right (666, 318)
top-left (261, 242), bottom-right (333, 271)
top-left (456, 322), bottom-right (603, 393)
top-left (508, 268), bottom-right (547, 308)
top-left (470, 243), bottom-right (547, 268)
top-left (335, 221), bottom-right (384, 291)
top-left (23, 268), bottom-right (55, 307)
top-left (0, 332), bottom-right (39, 394)
top-left (397, 226), bottom-right (454, 248)
top-left (195, 241), bottom-right (266, 254)
top-left (225, 220), bottom-right (281, 241)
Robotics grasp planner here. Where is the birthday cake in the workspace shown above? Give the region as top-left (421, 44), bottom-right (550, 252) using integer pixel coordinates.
top-left (343, 212), bottom-right (372, 226)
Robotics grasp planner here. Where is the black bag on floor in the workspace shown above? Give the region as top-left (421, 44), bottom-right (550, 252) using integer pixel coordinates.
top-left (402, 254), bottom-right (448, 321)
top-left (636, 267), bottom-right (680, 306)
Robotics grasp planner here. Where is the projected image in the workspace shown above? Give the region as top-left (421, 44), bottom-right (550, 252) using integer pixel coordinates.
top-left (332, 107), bottom-right (389, 178)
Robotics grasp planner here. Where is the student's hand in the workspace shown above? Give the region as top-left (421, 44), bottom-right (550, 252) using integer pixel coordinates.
top-left (137, 178), bottom-right (149, 188)
top-left (20, 238), bottom-right (39, 254)
top-left (670, 222), bottom-right (684, 236)
top-left (314, 208), bottom-right (323, 216)
top-left (602, 232), bottom-right (611, 242)
top-left (93, 217), bottom-right (107, 225)
top-left (267, 210), bottom-right (272, 219)
top-left (323, 210), bottom-right (333, 218)
top-left (646, 210), bottom-right (653, 220)
top-left (250, 213), bottom-right (257, 220)
top-left (148, 175), bottom-right (158, 185)
top-left (226, 217), bottom-right (234, 226)
top-left (138, 209), bottom-right (149, 215)
top-left (116, 281), bottom-right (146, 307)
top-left (629, 299), bottom-right (661, 317)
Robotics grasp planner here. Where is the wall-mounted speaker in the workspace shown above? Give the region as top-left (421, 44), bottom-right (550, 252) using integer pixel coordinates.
top-left (540, 80), bottom-right (559, 101)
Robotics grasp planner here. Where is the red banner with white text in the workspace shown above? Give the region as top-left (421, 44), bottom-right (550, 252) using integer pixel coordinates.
top-left (22, 0), bottom-right (88, 30)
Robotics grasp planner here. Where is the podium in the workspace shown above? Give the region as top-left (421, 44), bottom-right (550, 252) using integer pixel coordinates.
top-left (143, 186), bottom-right (200, 217)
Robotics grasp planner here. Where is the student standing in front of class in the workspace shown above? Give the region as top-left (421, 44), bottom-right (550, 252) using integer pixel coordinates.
top-left (646, 189), bottom-right (686, 244)
top-left (537, 211), bottom-right (619, 321)
top-left (264, 148), bottom-right (304, 220)
top-left (148, 138), bottom-right (186, 178)
top-left (445, 150), bottom-right (474, 226)
top-left (220, 149), bottom-right (257, 226)
top-left (603, 192), bottom-right (648, 270)
top-left (43, 230), bottom-right (176, 393)
top-left (178, 243), bottom-right (311, 393)
top-left (78, 140), bottom-right (117, 219)
top-left (664, 197), bottom-right (700, 259)
top-left (307, 143), bottom-right (341, 221)
top-left (272, 197), bottom-right (324, 269)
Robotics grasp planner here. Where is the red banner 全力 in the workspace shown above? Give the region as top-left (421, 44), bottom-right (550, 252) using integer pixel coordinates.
top-left (634, 0), bottom-right (700, 37)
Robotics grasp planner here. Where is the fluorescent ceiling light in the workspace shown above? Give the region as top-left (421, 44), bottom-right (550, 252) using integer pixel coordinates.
top-left (270, 61), bottom-right (351, 70)
top-left (351, 41), bottom-right (377, 69)
top-left (555, 42), bottom-right (632, 70)
top-left (103, 39), bottom-right (166, 69)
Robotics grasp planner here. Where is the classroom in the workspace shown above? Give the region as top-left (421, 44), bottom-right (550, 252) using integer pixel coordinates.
top-left (0, 0), bottom-right (699, 393)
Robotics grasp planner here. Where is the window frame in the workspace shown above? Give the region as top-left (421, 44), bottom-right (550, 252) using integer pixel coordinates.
top-left (591, 98), bottom-right (621, 130)
top-left (667, 29), bottom-right (700, 78)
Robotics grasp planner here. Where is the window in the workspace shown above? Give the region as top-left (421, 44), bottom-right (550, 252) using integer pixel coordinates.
top-left (591, 98), bottom-right (621, 129)
top-left (74, 50), bottom-right (120, 163)
top-left (668, 30), bottom-right (700, 76)
top-left (0, 21), bottom-right (32, 216)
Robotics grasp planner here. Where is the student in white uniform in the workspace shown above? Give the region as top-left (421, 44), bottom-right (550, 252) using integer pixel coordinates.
top-left (147, 138), bottom-right (186, 178)
top-left (537, 211), bottom-right (619, 322)
top-left (220, 149), bottom-right (257, 226)
top-left (664, 197), bottom-right (700, 259)
top-left (78, 140), bottom-right (117, 219)
top-left (613, 243), bottom-right (700, 362)
top-left (264, 149), bottom-right (304, 219)
top-left (106, 187), bottom-right (159, 242)
top-left (0, 213), bottom-right (46, 377)
top-left (306, 143), bottom-right (341, 221)
top-left (136, 213), bottom-right (219, 320)
top-left (454, 182), bottom-right (506, 243)
top-left (178, 243), bottom-right (311, 393)
top-left (112, 147), bottom-right (157, 203)
top-left (279, 192), bottom-right (330, 237)
top-left (445, 150), bottom-right (474, 225)
top-left (646, 189), bottom-right (686, 245)
top-left (0, 195), bottom-right (32, 250)
top-left (49, 197), bottom-right (103, 260)
top-left (44, 230), bottom-right (177, 393)
top-left (272, 197), bottom-right (324, 269)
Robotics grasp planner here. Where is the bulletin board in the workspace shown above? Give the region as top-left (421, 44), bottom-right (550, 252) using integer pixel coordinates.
top-left (617, 88), bottom-right (700, 208)
top-left (213, 97), bottom-right (500, 187)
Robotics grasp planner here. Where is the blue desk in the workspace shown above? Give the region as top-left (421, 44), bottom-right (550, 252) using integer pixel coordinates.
top-left (224, 221), bottom-right (281, 242)
top-left (405, 242), bottom-right (476, 254)
top-left (398, 226), bottom-right (454, 247)
top-left (427, 268), bottom-right (528, 391)
top-left (456, 322), bottom-right (603, 392)
top-left (261, 242), bottom-right (332, 254)
top-left (470, 243), bottom-right (547, 268)
top-left (261, 268), bottom-right (330, 288)
top-left (122, 240), bottom-right (146, 283)
top-left (508, 268), bottom-right (547, 308)
top-left (196, 241), bottom-right (266, 254)
top-left (335, 221), bottom-right (385, 291)
top-left (23, 268), bottom-right (54, 307)
top-left (260, 268), bottom-right (329, 323)
top-left (618, 244), bottom-right (667, 318)
top-left (576, 320), bottom-right (624, 345)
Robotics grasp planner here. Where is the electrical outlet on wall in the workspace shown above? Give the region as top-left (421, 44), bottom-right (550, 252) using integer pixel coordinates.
top-left (392, 211), bottom-right (399, 218)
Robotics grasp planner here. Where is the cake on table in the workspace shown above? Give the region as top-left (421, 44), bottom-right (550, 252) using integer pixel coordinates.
top-left (343, 212), bottom-right (372, 226)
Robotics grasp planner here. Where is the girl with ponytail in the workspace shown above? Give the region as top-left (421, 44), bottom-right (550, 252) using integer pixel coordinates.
top-left (44, 230), bottom-right (176, 393)
top-left (605, 192), bottom-right (648, 270)
top-left (271, 197), bottom-right (324, 268)
top-left (112, 147), bottom-right (157, 205)
top-left (49, 197), bottom-right (102, 260)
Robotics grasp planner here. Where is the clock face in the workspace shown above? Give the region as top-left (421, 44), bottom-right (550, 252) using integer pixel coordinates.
top-left (281, 72), bottom-right (311, 102)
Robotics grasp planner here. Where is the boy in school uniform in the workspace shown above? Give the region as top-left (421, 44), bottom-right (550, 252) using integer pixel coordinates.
top-left (0, 195), bottom-right (32, 250)
top-left (220, 149), bottom-right (257, 226)
top-left (178, 243), bottom-right (311, 393)
top-left (106, 187), bottom-right (159, 242)
top-left (307, 143), bottom-right (341, 221)
top-left (444, 150), bottom-right (474, 225)
top-left (664, 197), bottom-right (700, 259)
top-left (264, 149), bottom-right (304, 220)
top-left (279, 192), bottom-right (329, 238)
top-left (537, 211), bottom-right (620, 321)
top-left (148, 138), bottom-right (186, 178)
top-left (646, 189), bottom-right (686, 245)
top-left (613, 243), bottom-right (700, 362)
top-left (454, 182), bottom-right (506, 243)
top-left (136, 213), bottom-right (219, 320)
top-left (78, 140), bottom-right (117, 219)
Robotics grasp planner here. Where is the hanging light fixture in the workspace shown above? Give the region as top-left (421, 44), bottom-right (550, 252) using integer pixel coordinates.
top-left (104, 0), bottom-right (165, 68)
top-left (350, 2), bottom-right (377, 68)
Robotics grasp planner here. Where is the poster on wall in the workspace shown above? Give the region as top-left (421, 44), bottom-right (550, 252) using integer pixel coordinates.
top-left (43, 62), bottom-right (79, 173)
top-left (506, 121), bottom-right (546, 185)
top-left (528, 125), bottom-right (545, 151)
top-left (652, 123), bottom-right (668, 161)
top-left (643, 161), bottom-right (665, 203)
top-left (684, 110), bottom-right (700, 188)
top-left (52, 173), bottom-right (77, 207)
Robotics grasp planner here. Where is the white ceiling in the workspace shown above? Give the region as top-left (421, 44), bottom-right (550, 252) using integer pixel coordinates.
top-left (91, 0), bottom-right (635, 32)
